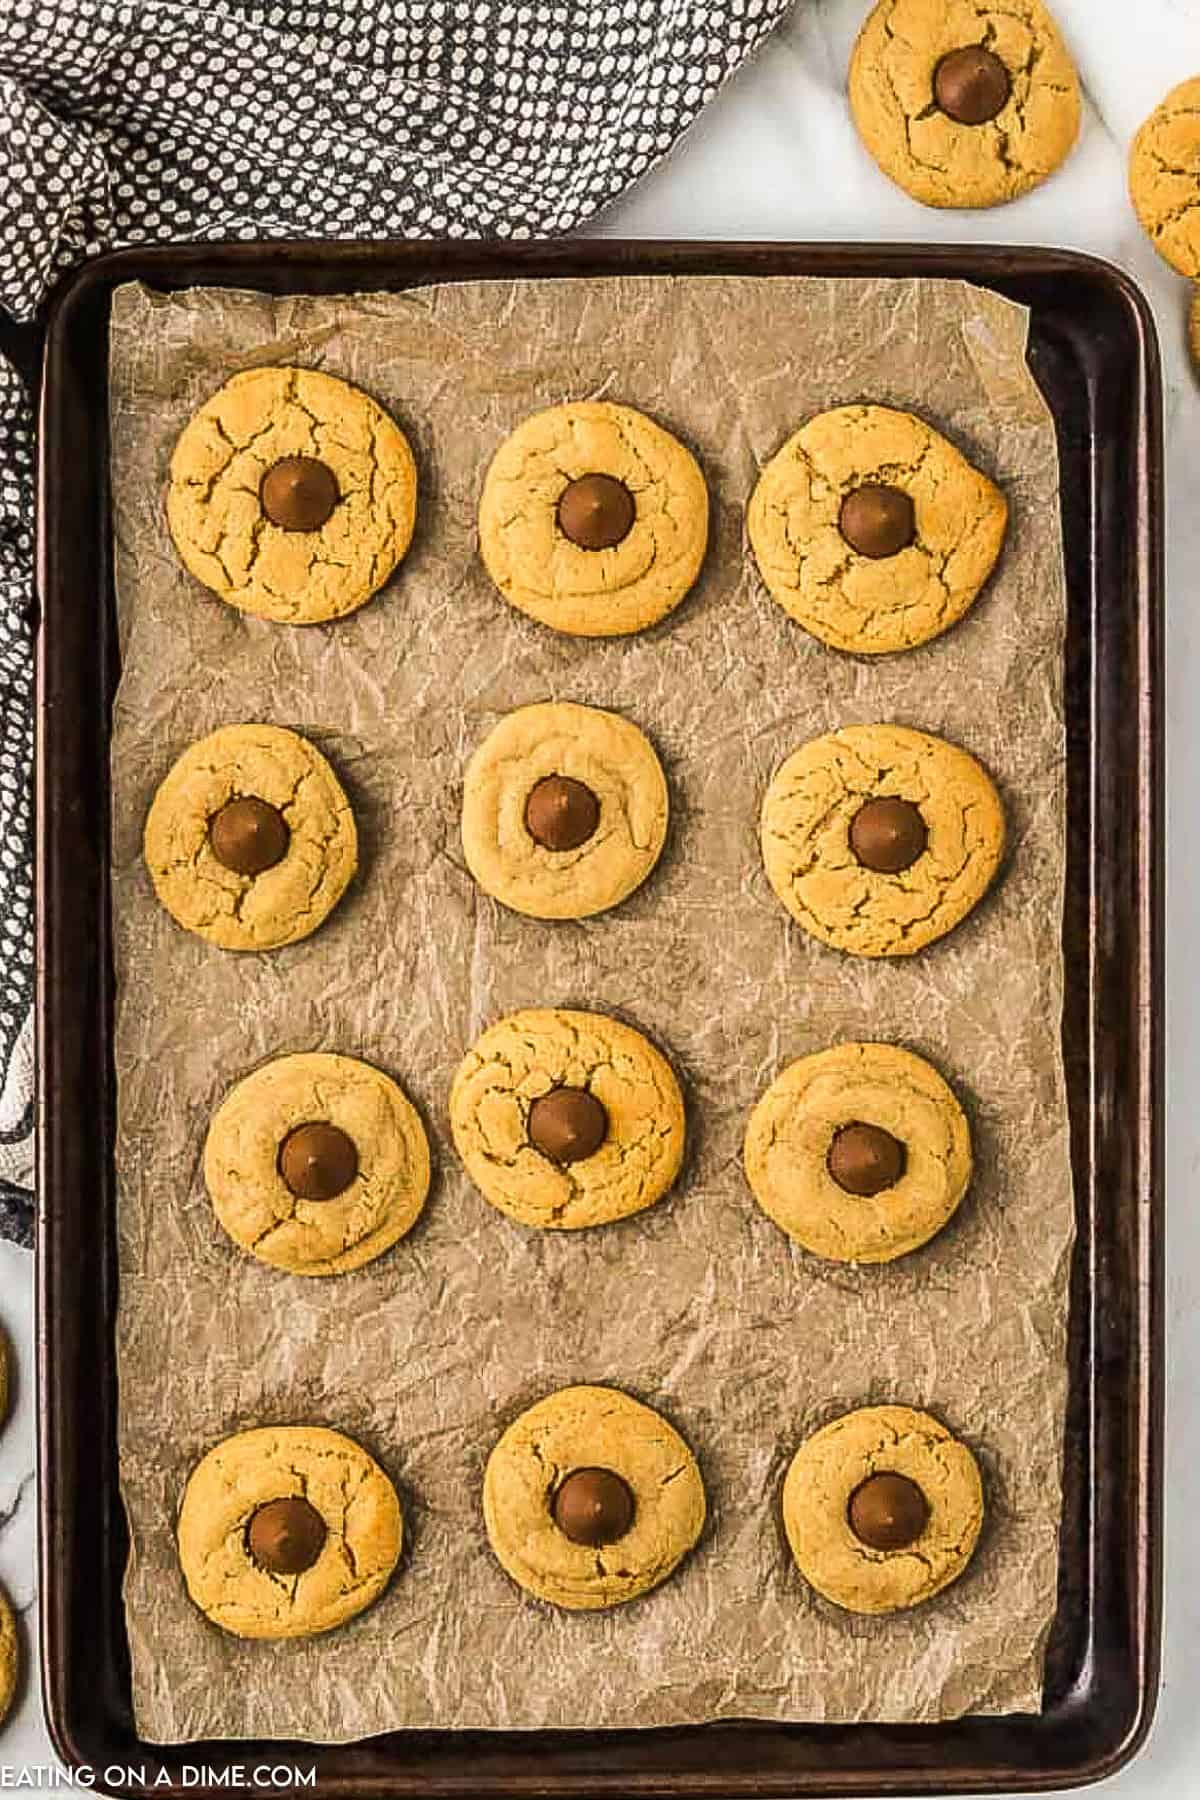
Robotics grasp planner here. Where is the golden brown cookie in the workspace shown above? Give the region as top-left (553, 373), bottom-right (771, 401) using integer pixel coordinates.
top-left (167, 366), bottom-right (417, 624)
top-left (483, 1385), bottom-right (706, 1610)
top-left (0, 1583), bottom-right (16, 1729)
top-left (461, 701), bottom-right (669, 920)
top-left (849, 0), bottom-right (1081, 211)
top-left (478, 400), bottom-right (708, 636)
top-left (449, 1007), bottom-right (685, 1230)
top-left (143, 723), bottom-right (357, 952)
top-left (760, 723), bottom-right (1005, 958)
top-left (744, 1043), bottom-right (972, 1263)
top-left (177, 1425), bottom-right (402, 1639)
top-left (747, 405), bottom-right (1007, 654)
top-left (1130, 78), bottom-right (1200, 277)
top-left (203, 1052), bottom-right (431, 1276)
top-left (782, 1404), bottom-right (984, 1614)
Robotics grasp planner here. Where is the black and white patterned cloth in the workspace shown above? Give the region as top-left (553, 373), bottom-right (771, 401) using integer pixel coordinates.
top-left (0, 0), bottom-right (790, 1245)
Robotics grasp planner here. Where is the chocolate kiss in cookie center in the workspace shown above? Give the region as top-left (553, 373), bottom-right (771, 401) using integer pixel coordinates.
top-left (246, 1495), bottom-right (328, 1574)
top-left (260, 455), bottom-right (340, 531)
top-left (552, 1466), bottom-right (636, 1546)
top-left (827, 1121), bottom-right (906, 1197)
top-left (278, 1121), bottom-right (359, 1201)
top-left (838, 483), bottom-right (916, 558)
top-left (847, 1472), bottom-right (929, 1552)
top-left (933, 45), bottom-right (1012, 126)
top-left (557, 472), bottom-right (636, 550)
top-left (524, 773), bottom-right (601, 852)
top-left (527, 1086), bottom-right (609, 1163)
top-left (209, 795), bottom-right (290, 876)
top-left (849, 796), bottom-right (928, 874)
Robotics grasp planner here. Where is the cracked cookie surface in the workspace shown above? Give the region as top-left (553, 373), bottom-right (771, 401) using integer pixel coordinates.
top-left (477, 400), bottom-right (708, 636)
top-left (167, 366), bottom-right (417, 624)
top-left (760, 723), bottom-right (1005, 958)
top-left (848, 0), bottom-right (1081, 210)
top-left (1130, 78), bottom-right (1200, 277)
top-left (744, 1042), bottom-right (972, 1264)
top-left (449, 1008), bottom-right (685, 1230)
top-left (461, 701), bottom-right (669, 920)
top-left (483, 1385), bottom-right (705, 1610)
top-left (0, 1583), bottom-right (15, 1727)
top-left (143, 723), bottom-right (357, 952)
top-left (747, 405), bottom-right (1007, 654)
top-left (782, 1404), bottom-right (984, 1614)
top-left (177, 1424), bottom-right (402, 1640)
top-left (204, 1052), bottom-right (431, 1276)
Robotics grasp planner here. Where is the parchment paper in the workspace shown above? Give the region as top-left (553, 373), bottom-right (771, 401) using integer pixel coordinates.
top-left (107, 273), bottom-right (1074, 1743)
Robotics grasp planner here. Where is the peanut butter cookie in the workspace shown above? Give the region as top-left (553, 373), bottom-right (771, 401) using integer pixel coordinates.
top-left (478, 400), bottom-right (708, 636)
top-left (1130, 78), bottom-right (1200, 278)
top-left (483, 1385), bottom-right (705, 1610)
top-left (177, 1425), bottom-right (402, 1640)
top-left (450, 1007), bottom-right (685, 1231)
top-left (0, 1583), bottom-right (16, 1728)
top-left (747, 404), bottom-right (1007, 654)
top-left (744, 1043), bottom-right (972, 1263)
top-left (849, 0), bottom-right (1081, 211)
top-left (143, 723), bottom-right (357, 952)
top-left (760, 723), bottom-right (1005, 958)
top-left (204, 1052), bottom-right (431, 1276)
top-left (167, 366), bottom-right (417, 624)
top-left (782, 1404), bottom-right (984, 1614)
top-left (461, 701), bottom-right (669, 920)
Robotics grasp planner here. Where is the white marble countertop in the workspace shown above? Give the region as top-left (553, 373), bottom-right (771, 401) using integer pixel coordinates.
top-left (3, 0), bottom-right (1196, 1789)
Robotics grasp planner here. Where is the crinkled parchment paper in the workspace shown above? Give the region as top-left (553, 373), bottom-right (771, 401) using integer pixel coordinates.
top-left (108, 273), bottom-right (1073, 1743)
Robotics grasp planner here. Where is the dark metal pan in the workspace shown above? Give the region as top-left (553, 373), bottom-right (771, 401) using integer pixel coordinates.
top-left (35, 239), bottom-right (1163, 1797)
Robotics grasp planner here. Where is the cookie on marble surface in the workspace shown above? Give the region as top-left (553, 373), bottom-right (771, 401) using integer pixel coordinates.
top-left (167, 366), bottom-right (417, 624)
top-left (478, 400), bottom-right (708, 636)
top-left (483, 1385), bottom-right (705, 1610)
top-left (0, 1583), bottom-right (16, 1729)
top-left (747, 404), bottom-right (1007, 655)
top-left (744, 1042), bottom-right (972, 1264)
top-left (204, 1052), bottom-right (431, 1276)
top-left (782, 1404), bottom-right (984, 1615)
top-left (450, 1007), bottom-right (685, 1231)
top-left (760, 723), bottom-right (1005, 958)
top-left (177, 1425), bottom-right (402, 1639)
top-left (461, 701), bottom-right (669, 920)
top-left (848, 0), bottom-right (1081, 211)
top-left (1130, 78), bottom-right (1200, 278)
top-left (143, 723), bottom-right (357, 952)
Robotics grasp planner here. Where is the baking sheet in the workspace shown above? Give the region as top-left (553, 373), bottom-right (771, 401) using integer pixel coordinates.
top-left (107, 272), bottom-right (1073, 1742)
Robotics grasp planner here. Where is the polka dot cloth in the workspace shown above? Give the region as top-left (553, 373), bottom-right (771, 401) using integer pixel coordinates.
top-left (0, 0), bottom-right (789, 1237)
top-left (0, 355), bottom-right (35, 1243)
top-left (0, 0), bottom-right (788, 316)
